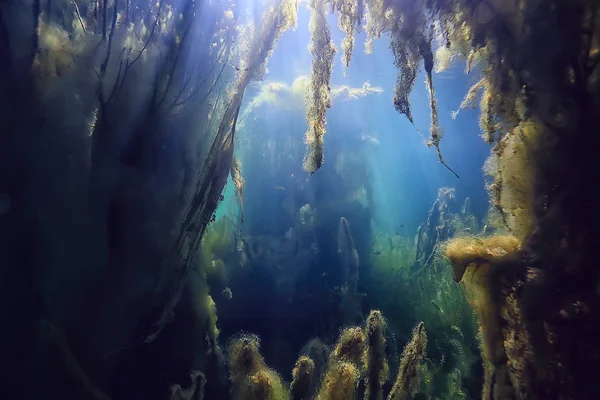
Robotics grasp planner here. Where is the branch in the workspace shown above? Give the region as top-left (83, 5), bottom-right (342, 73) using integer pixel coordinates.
top-left (99, 0), bottom-right (120, 103)
top-left (168, 44), bottom-right (228, 111)
top-left (106, 47), bottom-right (127, 104)
top-left (157, 11), bottom-right (195, 107)
top-left (119, 0), bottom-right (164, 88)
top-left (171, 58), bottom-right (227, 112)
top-left (436, 147), bottom-right (460, 178)
top-left (72, 0), bottom-right (87, 33)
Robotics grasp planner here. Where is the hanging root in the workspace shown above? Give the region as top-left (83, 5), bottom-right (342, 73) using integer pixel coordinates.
top-left (303, 0), bottom-right (336, 174)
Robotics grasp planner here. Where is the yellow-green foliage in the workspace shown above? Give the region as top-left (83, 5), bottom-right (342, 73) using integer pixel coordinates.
top-left (387, 322), bottom-right (427, 400)
top-left (362, 310), bottom-right (389, 400)
top-left (228, 334), bottom-right (290, 400)
top-left (316, 326), bottom-right (365, 400)
top-left (290, 356), bottom-right (315, 400)
top-left (461, 262), bottom-right (502, 364)
top-left (443, 235), bottom-right (521, 283)
top-left (247, 370), bottom-right (291, 400)
top-left (304, 0), bottom-right (336, 173)
top-left (228, 335), bottom-right (265, 387)
top-left (331, 327), bottom-right (366, 366)
top-left (412, 267), bottom-right (476, 345)
top-left (189, 267), bottom-right (221, 345)
top-left (198, 217), bottom-right (246, 291)
top-left (35, 21), bottom-right (83, 85)
top-left (204, 294), bottom-right (220, 341)
top-left (443, 235), bottom-right (523, 398)
top-left (317, 362), bottom-right (360, 400)
top-left (434, 10), bottom-right (473, 73)
top-left (204, 258), bottom-right (228, 288)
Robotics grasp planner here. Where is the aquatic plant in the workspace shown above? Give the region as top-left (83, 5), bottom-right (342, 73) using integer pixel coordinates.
top-left (290, 356), bottom-right (315, 400)
top-left (228, 334), bottom-right (291, 400)
top-left (332, 0), bottom-right (363, 73)
top-left (444, 235), bottom-right (521, 282)
top-left (303, 0), bottom-right (336, 174)
top-left (0, 1), bottom-right (241, 396)
top-left (437, 9), bottom-right (600, 396)
top-left (149, 0), bottom-right (298, 345)
top-left (317, 361), bottom-right (361, 400)
top-left (413, 188), bottom-right (481, 272)
top-left (485, 118), bottom-right (541, 241)
top-left (362, 310), bottom-right (389, 400)
top-left (170, 371), bottom-right (206, 400)
top-left (299, 338), bottom-right (331, 396)
top-left (443, 235), bottom-right (524, 398)
top-left (3, 0), bottom-right (600, 399)
top-left (330, 326), bottom-right (367, 367)
top-left (221, 313), bottom-right (428, 400)
top-left (387, 321), bottom-right (427, 400)
top-left (368, 200), bottom-right (477, 399)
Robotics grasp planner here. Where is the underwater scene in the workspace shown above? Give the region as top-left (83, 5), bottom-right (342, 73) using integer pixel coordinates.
top-left (1, 0), bottom-right (599, 399)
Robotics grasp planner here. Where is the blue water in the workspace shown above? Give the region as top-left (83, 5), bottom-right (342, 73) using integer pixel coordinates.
top-left (222, 5), bottom-right (490, 236)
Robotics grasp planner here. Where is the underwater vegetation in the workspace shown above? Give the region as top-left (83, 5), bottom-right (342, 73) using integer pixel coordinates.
top-left (1, 0), bottom-right (599, 399)
top-left (303, 0), bottom-right (336, 174)
top-left (367, 189), bottom-right (481, 399)
top-left (216, 311), bottom-right (427, 400)
top-left (443, 235), bottom-right (524, 399)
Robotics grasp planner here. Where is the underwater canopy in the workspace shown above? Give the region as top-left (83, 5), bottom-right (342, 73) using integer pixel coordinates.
top-left (0, 0), bottom-right (599, 399)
